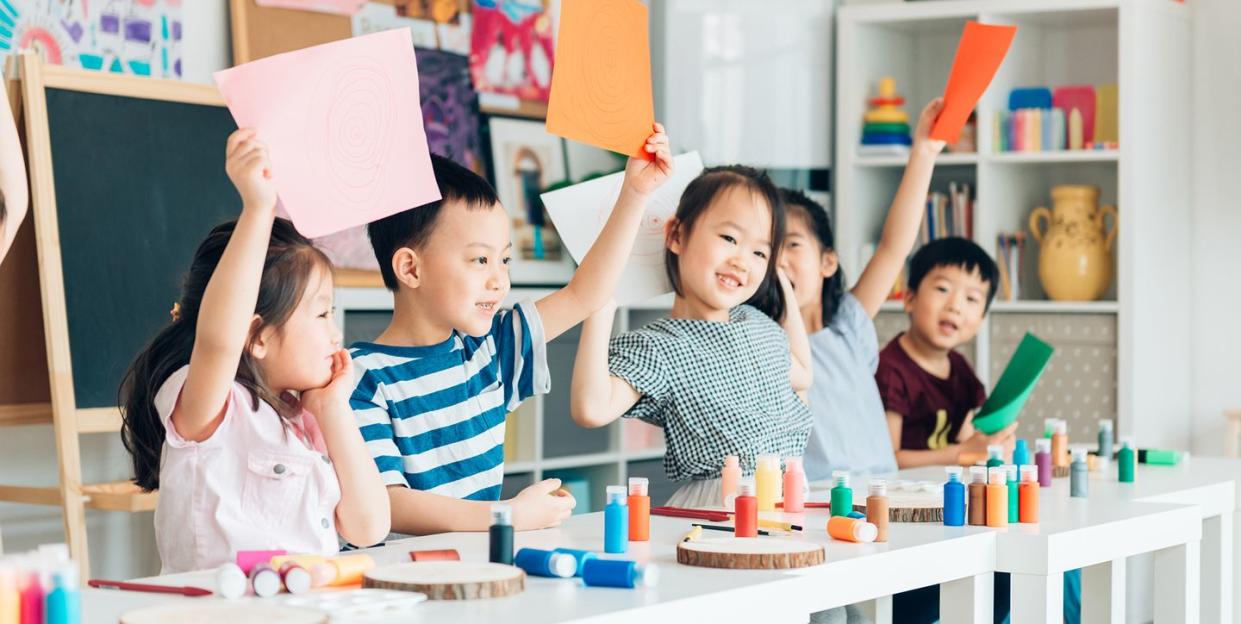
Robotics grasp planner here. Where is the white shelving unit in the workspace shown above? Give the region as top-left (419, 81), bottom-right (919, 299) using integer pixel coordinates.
top-left (333, 284), bottom-right (672, 512)
top-left (836, 0), bottom-right (1192, 445)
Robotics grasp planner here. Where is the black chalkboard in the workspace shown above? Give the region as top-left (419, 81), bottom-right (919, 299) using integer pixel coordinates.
top-left (45, 87), bottom-right (239, 408)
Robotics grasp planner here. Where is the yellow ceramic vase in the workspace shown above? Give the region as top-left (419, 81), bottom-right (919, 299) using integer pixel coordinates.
top-left (1028, 185), bottom-right (1118, 301)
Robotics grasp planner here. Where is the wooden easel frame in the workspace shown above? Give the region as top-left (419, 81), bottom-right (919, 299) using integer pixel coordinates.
top-left (0, 56), bottom-right (224, 574)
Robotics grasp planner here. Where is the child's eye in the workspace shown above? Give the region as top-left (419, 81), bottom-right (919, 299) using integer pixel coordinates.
top-left (473, 257), bottom-right (488, 265)
top-left (318, 307), bottom-right (335, 319)
top-left (720, 234), bottom-right (737, 244)
top-left (754, 250), bottom-right (768, 259)
top-left (936, 286), bottom-right (949, 293)
top-left (502, 256), bottom-right (512, 266)
top-left (788, 242), bottom-right (800, 249)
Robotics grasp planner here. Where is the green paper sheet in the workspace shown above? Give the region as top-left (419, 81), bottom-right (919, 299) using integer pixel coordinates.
top-left (973, 332), bottom-right (1055, 435)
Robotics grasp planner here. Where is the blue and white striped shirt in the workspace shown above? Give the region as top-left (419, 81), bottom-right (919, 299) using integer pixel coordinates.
top-left (348, 301), bottom-right (549, 500)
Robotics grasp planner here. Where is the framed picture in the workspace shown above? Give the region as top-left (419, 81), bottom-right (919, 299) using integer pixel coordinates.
top-left (487, 116), bottom-right (574, 285)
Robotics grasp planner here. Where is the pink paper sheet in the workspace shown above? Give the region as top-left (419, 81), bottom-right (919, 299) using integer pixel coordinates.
top-left (254, 0), bottom-right (368, 16)
top-left (214, 29), bottom-right (441, 238)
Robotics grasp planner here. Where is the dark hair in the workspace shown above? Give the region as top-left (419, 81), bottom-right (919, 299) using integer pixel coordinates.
top-left (368, 154), bottom-right (500, 291)
top-left (119, 218), bottom-right (331, 491)
top-left (665, 165), bottom-right (787, 322)
top-left (780, 188), bottom-right (846, 324)
top-left (907, 237), bottom-right (999, 310)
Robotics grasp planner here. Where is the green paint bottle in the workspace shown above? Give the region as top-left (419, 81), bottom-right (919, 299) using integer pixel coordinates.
top-left (1118, 437), bottom-right (1136, 483)
top-left (1005, 464), bottom-right (1018, 523)
top-left (830, 471), bottom-right (852, 517)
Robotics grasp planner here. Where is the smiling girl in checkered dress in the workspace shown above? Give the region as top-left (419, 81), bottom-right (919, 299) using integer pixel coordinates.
top-left (569, 165), bottom-right (813, 507)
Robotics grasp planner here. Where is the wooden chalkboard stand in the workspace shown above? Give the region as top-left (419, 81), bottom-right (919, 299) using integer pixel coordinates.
top-left (0, 56), bottom-right (228, 574)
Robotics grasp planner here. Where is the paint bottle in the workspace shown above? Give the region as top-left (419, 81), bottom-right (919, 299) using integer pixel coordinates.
top-left (1139, 449), bottom-right (1183, 466)
top-left (1118, 437), bottom-right (1136, 483)
top-left (1018, 465), bottom-right (1040, 523)
top-left (755, 455), bottom-right (781, 511)
top-left (604, 486), bottom-right (629, 554)
top-left (1043, 418), bottom-right (1057, 439)
top-left (734, 479), bottom-right (758, 538)
top-left (628, 478), bottom-right (650, 542)
top-left (967, 466), bottom-right (988, 526)
top-left (1013, 439), bottom-right (1030, 467)
top-left (215, 563), bottom-right (247, 599)
top-left (866, 481), bottom-right (889, 542)
top-left (1098, 419), bottom-right (1115, 460)
top-left (19, 568), bottom-right (44, 624)
top-left (44, 565), bottom-right (78, 624)
top-left (943, 466), bottom-right (966, 527)
top-left (782, 457), bottom-right (806, 513)
top-left (552, 548), bottom-right (596, 577)
top-left (581, 559), bottom-right (659, 589)
top-left (490, 503), bottom-right (515, 564)
top-left (985, 467), bottom-right (1009, 528)
top-left (269, 555), bottom-right (327, 571)
top-left (986, 444), bottom-right (1005, 468)
top-left (1005, 465), bottom-right (1019, 524)
top-left (0, 560), bottom-right (18, 624)
top-left (827, 516), bottom-right (878, 543)
top-left (1035, 438), bottom-right (1053, 487)
top-left (721, 455), bottom-right (741, 507)
top-left (1052, 420), bottom-right (1069, 468)
top-left (278, 562), bottom-right (312, 595)
top-left (830, 471), bottom-right (852, 517)
top-left (249, 563), bottom-right (281, 598)
top-left (514, 549), bottom-right (577, 579)
top-left (408, 549), bottom-right (461, 562)
top-left (1070, 448), bottom-right (1089, 497)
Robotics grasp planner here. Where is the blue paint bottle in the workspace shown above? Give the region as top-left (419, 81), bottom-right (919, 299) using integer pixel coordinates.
top-left (1013, 439), bottom-right (1031, 467)
top-left (514, 549), bottom-right (576, 578)
top-left (45, 565), bottom-right (80, 624)
top-left (552, 548), bottom-right (597, 577)
top-left (604, 486), bottom-right (628, 554)
top-left (582, 559), bottom-right (659, 589)
top-left (943, 466), bottom-right (965, 526)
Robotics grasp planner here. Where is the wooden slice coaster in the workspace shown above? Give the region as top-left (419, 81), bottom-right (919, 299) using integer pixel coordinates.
top-left (852, 489), bottom-right (944, 523)
top-left (677, 537), bottom-right (824, 570)
top-left (362, 561), bottom-right (524, 600)
top-left (121, 603), bottom-right (326, 624)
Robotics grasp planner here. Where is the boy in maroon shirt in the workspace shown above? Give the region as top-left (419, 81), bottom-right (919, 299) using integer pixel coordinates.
top-left (876, 237), bottom-right (1017, 467)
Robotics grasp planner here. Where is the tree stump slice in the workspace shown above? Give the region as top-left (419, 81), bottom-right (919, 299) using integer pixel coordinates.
top-left (362, 561), bottom-right (525, 600)
top-left (677, 537), bottom-right (824, 569)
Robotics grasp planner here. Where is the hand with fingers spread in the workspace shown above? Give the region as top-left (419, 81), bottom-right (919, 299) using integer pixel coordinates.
top-left (509, 478), bottom-right (577, 530)
top-left (623, 122), bottom-right (674, 197)
top-left (224, 128), bottom-right (277, 213)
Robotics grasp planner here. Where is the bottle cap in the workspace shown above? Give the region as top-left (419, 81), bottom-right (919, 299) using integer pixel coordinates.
top-left (215, 563), bottom-right (247, 599)
top-left (784, 456), bottom-right (803, 471)
top-left (1055, 420), bottom-right (1068, 435)
top-left (738, 479), bottom-right (756, 497)
top-left (868, 480), bottom-right (887, 497)
top-left (1036, 438), bottom-right (1052, 452)
top-left (988, 467), bottom-right (1007, 485)
top-left (987, 444), bottom-right (1003, 459)
top-left (832, 470), bottom-right (850, 488)
top-left (51, 564), bottom-right (78, 590)
top-left (628, 478), bottom-right (649, 496)
top-left (1099, 419), bottom-right (1114, 432)
top-left (1015, 439), bottom-right (1029, 452)
top-left (723, 455), bottom-right (739, 468)
top-left (635, 563), bottom-right (660, 587)
top-left (1072, 447), bottom-right (1088, 463)
top-left (1020, 464), bottom-right (1039, 482)
top-left (855, 521), bottom-right (879, 543)
top-left (548, 553), bottom-right (577, 578)
top-left (1120, 436), bottom-right (1134, 448)
top-left (969, 466), bottom-right (988, 483)
top-left (1004, 464), bottom-right (1018, 480)
top-left (491, 503), bottom-right (513, 525)
top-left (757, 455), bottom-right (779, 469)
top-left (945, 466), bottom-right (964, 481)
top-left (606, 486), bottom-right (628, 505)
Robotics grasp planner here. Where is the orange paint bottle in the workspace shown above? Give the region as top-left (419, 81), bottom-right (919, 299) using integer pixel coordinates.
top-left (985, 467), bottom-right (1008, 528)
top-left (1019, 464), bottom-right (1040, 523)
top-left (628, 478), bottom-right (650, 542)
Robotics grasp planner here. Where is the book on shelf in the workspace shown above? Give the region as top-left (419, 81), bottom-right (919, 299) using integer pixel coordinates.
top-left (994, 108), bottom-right (1067, 153)
top-left (920, 182), bottom-right (973, 245)
top-left (995, 232), bottom-right (1026, 302)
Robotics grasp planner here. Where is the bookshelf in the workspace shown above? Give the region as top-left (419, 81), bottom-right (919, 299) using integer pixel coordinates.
top-left (837, 0), bottom-right (1192, 446)
top-left (333, 282), bottom-right (675, 512)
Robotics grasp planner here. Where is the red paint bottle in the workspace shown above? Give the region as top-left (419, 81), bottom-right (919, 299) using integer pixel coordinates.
top-left (734, 479), bottom-right (758, 537)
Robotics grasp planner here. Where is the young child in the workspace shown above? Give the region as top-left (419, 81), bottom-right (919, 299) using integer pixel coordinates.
top-left (352, 127), bottom-right (673, 534)
top-left (0, 82), bottom-right (28, 266)
top-left (876, 236), bottom-right (1017, 468)
top-left (570, 165), bottom-right (813, 507)
top-left (119, 129), bottom-right (390, 574)
top-left (779, 98), bottom-right (946, 481)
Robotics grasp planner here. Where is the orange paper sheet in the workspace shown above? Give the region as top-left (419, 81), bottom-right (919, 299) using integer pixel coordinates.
top-left (546, 0), bottom-right (654, 158)
top-left (931, 21), bottom-right (1018, 144)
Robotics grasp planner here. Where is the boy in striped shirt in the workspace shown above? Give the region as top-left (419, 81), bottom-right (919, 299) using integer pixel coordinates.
top-left (352, 131), bottom-right (672, 534)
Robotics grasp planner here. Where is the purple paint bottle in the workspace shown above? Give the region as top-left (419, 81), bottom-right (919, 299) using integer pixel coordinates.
top-left (1035, 438), bottom-right (1053, 487)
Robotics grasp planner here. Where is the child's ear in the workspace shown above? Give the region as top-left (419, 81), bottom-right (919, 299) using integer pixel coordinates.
top-left (247, 315), bottom-right (270, 360)
top-left (664, 218), bottom-right (683, 255)
top-left (392, 247), bottom-right (421, 289)
top-left (820, 249), bottom-right (840, 279)
top-left (903, 286), bottom-right (916, 315)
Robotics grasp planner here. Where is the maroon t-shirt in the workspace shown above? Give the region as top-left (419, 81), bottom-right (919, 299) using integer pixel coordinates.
top-left (875, 334), bottom-right (986, 451)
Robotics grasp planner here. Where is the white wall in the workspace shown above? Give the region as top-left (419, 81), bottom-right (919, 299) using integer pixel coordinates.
top-left (0, 1), bottom-right (232, 578)
top-left (1190, 0), bottom-right (1241, 457)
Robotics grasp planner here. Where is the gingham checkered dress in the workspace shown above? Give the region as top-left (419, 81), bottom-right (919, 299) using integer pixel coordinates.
top-left (608, 304), bottom-right (813, 484)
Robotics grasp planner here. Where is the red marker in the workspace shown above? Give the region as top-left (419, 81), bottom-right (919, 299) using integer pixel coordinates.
top-left (87, 580), bottom-right (212, 597)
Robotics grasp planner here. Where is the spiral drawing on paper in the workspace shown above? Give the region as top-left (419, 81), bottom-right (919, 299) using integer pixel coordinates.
top-left (312, 57), bottom-right (396, 207)
top-left (564, 3), bottom-right (647, 149)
